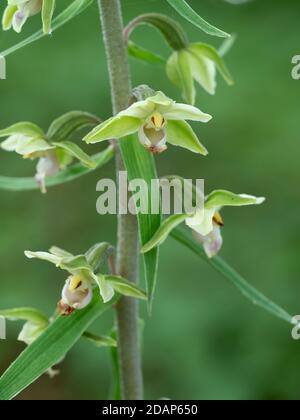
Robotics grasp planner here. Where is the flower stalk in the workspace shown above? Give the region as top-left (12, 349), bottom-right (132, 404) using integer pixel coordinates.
top-left (98, 0), bottom-right (143, 400)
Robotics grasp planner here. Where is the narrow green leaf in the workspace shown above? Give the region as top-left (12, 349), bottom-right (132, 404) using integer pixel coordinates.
top-left (0, 146), bottom-right (114, 192)
top-left (0, 294), bottom-right (114, 400)
top-left (83, 332), bottom-right (117, 348)
top-left (47, 111), bottom-right (100, 142)
top-left (119, 134), bottom-right (161, 310)
top-left (0, 0), bottom-right (95, 58)
top-left (52, 141), bottom-right (97, 169)
top-left (0, 308), bottom-right (48, 326)
top-left (128, 41), bottom-right (166, 66)
top-left (142, 214), bottom-right (189, 253)
top-left (166, 0), bottom-right (230, 38)
top-left (105, 275), bottom-right (147, 300)
top-left (171, 227), bottom-right (294, 325)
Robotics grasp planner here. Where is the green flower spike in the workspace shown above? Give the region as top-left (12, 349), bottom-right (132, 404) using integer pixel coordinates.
top-left (167, 43), bottom-right (234, 105)
top-left (142, 190), bottom-right (265, 259)
top-left (84, 91), bottom-right (212, 155)
top-left (2, 0), bottom-right (55, 34)
top-left (25, 244), bottom-right (147, 312)
top-left (0, 112), bottom-right (98, 193)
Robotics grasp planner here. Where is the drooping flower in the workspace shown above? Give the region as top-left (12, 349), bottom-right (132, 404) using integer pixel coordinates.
top-left (166, 43), bottom-right (234, 105)
top-left (2, 0), bottom-right (55, 34)
top-left (142, 189), bottom-right (265, 258)
top-left (84, 91), bottom-right (212, 155)
top-left (25, 244), bottom-right (147, 311)
top-left (0, 114), bottom-right (97, 193)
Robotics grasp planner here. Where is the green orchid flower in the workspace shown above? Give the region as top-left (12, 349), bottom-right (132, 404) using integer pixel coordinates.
top-left (0, 307), bottom-right (62, 377)
top-left (167, 43), bottom-right (234, 105)
top-left (84, 91), bottom-right (212, 155)
top-left (142, 189), bottom-right (265, 259)
top-left (0, 306), bottom-right (117, 377)
top-left (2, 0), bottom-right (55, 34)
top-left (0, 112), bottom-right (98, 193)
top-left (25, 243), bottom-right (147, 312)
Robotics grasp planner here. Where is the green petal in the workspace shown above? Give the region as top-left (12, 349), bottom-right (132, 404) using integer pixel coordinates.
top-left (2, 5), bottom-right (17, 31)
top-left (104, 275), bottom-right (147, 300)
top-left (166, 120), bottom-right (208, 155)
top-left (189, 43), bottom-right (234, 86)
top-left (59, 255), bottom-right (91, 274)
top-left (141, 214), bottom-right (189, 253)
top-left (47, 110), bottom-right (100, 142)
top-left (24, 251), bottom-right (62, 266)
top-left (0, 122), bottom-right (45, 138)
top-left (52, 141), bottom-right (96, 169)
top-left (163, 103), bottom-right (212, 122)
top-left (0, 308), bottom-right (49, 326)
top-left (42, 0), bottom-right (56, 34)
top-left (121, 99), bottom-right (155, 118)
top-left (49, 246), bottom-right (73, 259)
top-left (187, 49), bottom-right (216, 95)
top-left (147, 91), bottom-right (174, 107)
top-left (18, 322), bottom-right (47, 346)
top-left (85, 242), bottom-right (112, 271)
top-left (95, 274), bottom-right (115, 303)
top-left (84, 115), bottom-right (141, 144)
top-left (177, 50), bottom-right (195, 105)
top-left (16, 137), bottom-right (54, 155)
top-left (205, 190), bottom-right (266, 210)
top-left (166, 51), bottom-right (182, 88)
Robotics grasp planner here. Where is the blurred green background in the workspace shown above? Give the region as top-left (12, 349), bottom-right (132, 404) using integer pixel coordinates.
top-left (1, 0), bottom-right (300, 400)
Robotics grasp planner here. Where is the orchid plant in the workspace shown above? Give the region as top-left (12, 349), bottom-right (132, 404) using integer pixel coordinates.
top-left (0, 0), bottom-right (296, 401)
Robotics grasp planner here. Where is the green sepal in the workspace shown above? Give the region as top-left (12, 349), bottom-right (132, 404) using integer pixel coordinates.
top-left (0, 308), bottom-right (49, 327)
top-left (104, 275), bottom-right (148, 300)
top-left (141, 213), bottom-right (189, 253)
top-left (47, 111), bottom-right (100, 142)
top-left (205, 190), bottom-right (265, 210)
top-left (52, 141), bottom-right (97, 169)
top-left (42, 0), bottom-right (56, 34)
top-left (0, 122), bottom-right (45, 139)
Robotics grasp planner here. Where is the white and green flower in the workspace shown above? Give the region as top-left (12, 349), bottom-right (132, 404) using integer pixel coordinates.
top-left (167, 43), bottom-right (233, 105)
top-left (25, 244), bottom-right (147, 311)
top-left (84, 91), bottom-right (212, 155)
top-left (2, 0), bottom-right (55, 34)
top-left (142, 190), bottom-right (265, 258)
top-left (0, 118), bottom-right (97, 193)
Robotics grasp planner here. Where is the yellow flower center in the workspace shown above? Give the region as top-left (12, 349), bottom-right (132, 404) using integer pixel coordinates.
top-left (213, 212), bottom-right (224, 227)
top-left (151, 112), bottom-right (165, 129)
top-left (68, 275), bottom-right (83, 291)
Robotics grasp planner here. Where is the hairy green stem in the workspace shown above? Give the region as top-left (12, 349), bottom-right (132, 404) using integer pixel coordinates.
top-left (98, 0), bottom-right (143, 400)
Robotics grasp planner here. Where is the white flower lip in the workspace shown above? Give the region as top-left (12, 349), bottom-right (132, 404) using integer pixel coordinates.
top-left (62, 276), bottom-right (93, 310)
